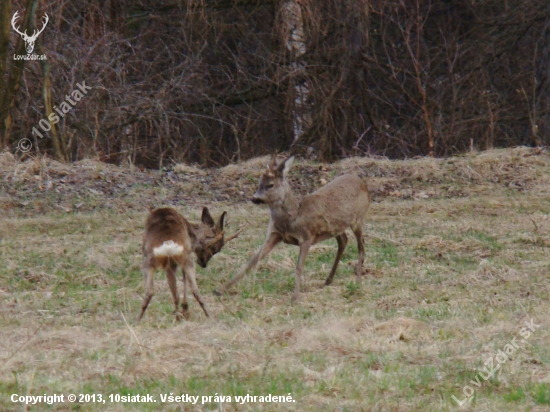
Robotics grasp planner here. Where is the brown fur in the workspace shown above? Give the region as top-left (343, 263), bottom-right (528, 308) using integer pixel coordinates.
top-left (137, 207), bottom-right (226, 321)
top-left (215, 156), bottom-right (371, 302)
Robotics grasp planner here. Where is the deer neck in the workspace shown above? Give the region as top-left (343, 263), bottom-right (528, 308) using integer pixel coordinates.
top-left (187, 223), bottom-right (200, 251)
top-left (269, 184), bottom-right (299, 224)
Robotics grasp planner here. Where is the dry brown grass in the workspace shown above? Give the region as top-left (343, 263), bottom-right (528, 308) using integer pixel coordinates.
top-left (1, 147), bottom-right (550, 411)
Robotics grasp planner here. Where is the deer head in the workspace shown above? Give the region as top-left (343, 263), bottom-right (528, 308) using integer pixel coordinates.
top-left (251, 155), bottom-right (294, 205)
top-left (12, 11), bottom-right (49, 54)
top-left (192, 208), bottom-right (246, 268)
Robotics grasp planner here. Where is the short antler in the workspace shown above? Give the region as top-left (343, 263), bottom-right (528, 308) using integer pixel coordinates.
top-left (224, 224), bottom-right (248, 243)
top-left (267, 153), bottom-right (277, 172)
top-left (207, 223), bottom-right (248, 247)
top-left (205, 232), bottom-right (224, 248)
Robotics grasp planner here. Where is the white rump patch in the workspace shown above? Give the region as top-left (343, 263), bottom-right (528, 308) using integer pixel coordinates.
top-left (153, 240), bottom-right (184, 257)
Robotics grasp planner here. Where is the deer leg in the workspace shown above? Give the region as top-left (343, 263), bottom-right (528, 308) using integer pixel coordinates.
top-left (137, 258), bottom-right (155, 322)
top-left (324, 233), bottom-right (348, 286)
top-left (181, 266), bottom-right (189, 319)
top-left (352, 227), bottom-right (365, 283)
top-left (165, 261), bottom-right (182, 321)
top-left (184, 260), bottom-right (210, 318)
top-left (292, 239), bottom-right (312, 304)
top-left (215, 232), bottom-right (282, 295)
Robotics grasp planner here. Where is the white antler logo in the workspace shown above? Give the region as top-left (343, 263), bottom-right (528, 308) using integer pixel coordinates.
top-left (11, 11), bottom-right (49, 54)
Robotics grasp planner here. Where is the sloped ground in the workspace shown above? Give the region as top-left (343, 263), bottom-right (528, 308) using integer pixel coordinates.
top-left (1, 146), bottom-right (549, 216)
top-left (1, 147), bottom-right (550, 411)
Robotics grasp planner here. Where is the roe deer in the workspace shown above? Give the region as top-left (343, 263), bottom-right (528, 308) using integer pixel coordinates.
top-left (215, 155), bottom-right (370, 302)
top-left (138, 207), bottom-right (244, 321)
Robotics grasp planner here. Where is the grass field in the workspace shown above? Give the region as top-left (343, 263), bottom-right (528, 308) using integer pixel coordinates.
top-left (1, 148), bottom-right (550, 411)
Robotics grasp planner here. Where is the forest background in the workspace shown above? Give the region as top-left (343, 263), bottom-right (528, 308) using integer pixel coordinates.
top-left (1, 0), bottom-right (549, 167)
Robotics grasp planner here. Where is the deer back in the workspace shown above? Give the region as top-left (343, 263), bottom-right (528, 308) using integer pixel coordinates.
top-left (294, 174), bottom-right (370, 237)
top-left (143, 208), bottom-right (192, 258)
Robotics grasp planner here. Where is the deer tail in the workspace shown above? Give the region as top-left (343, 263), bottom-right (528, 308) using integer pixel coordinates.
top-left (153, 240), bottom-right (184, 257)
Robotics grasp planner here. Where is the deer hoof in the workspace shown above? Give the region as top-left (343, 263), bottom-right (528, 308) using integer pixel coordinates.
top-left (180, 303), bottom-right (190, 320)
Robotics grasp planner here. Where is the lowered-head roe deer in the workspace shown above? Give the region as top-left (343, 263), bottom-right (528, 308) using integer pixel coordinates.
top-left (215, 155), bottom-right (370, 302)
top-left (138, 207), bottom-right (244, 321)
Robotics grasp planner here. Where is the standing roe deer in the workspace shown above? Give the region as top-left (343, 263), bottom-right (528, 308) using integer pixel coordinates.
top-left (214, 155), bottom-right (370, 302)
top-left (138, 207), bottom-right (243, 321)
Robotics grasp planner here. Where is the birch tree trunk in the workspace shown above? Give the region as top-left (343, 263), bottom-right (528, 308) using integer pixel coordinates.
top-left (282, 0), bottom-right (310, 143)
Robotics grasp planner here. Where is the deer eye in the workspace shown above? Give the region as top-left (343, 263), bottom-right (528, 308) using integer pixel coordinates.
top-left (266, 183), bottom-right (274, 189)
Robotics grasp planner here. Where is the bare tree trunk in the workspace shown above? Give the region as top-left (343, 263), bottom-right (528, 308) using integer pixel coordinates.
top-left (0, 0), bottom-right (36, 152)
top-left (41, 58), bottom-right (68, 161)
top-left (282, 0), bottom-right (310, 144)
top-left (33, 6), bottom-right (68, 161)
top-left (535, 10), bottom-right (550, 145)
top-left (0, 0), bottom-right (13, 150)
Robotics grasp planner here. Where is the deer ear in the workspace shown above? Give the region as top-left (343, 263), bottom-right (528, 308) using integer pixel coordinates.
top-left (277, 156), bottom-right (294, 178)
top-left (216, 211), bottom-right (227, 232)
top-left (201, 207), bottom-right (215, 227)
